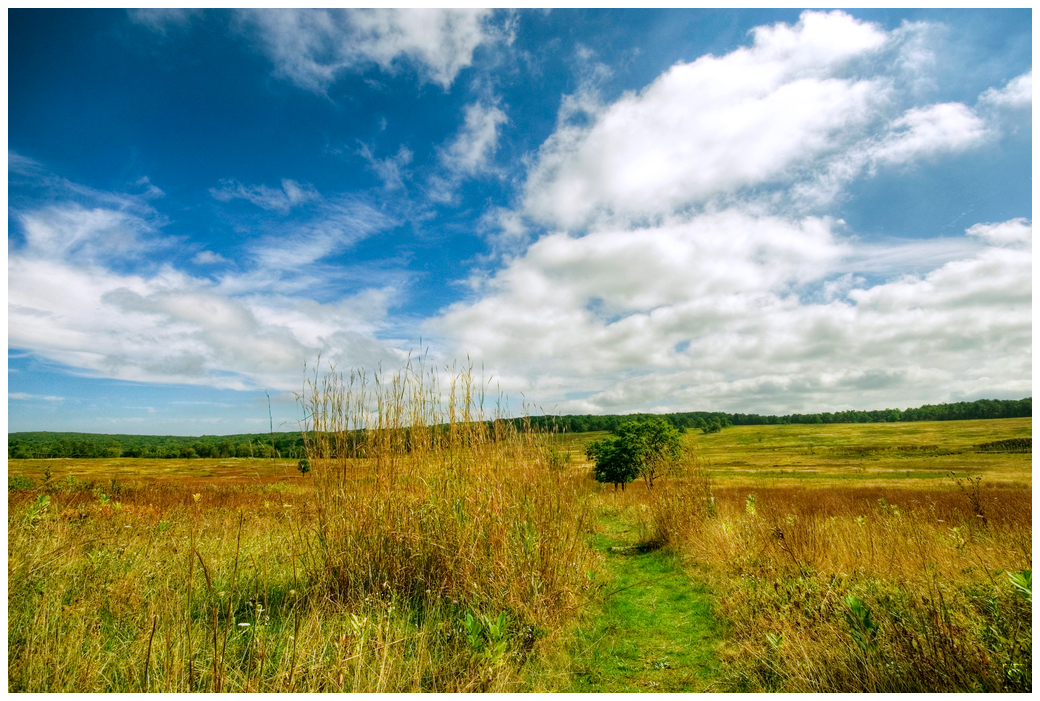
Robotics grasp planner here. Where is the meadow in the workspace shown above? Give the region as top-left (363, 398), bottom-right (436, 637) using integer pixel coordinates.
top-left (8, 373), bottom-right (1031, 692)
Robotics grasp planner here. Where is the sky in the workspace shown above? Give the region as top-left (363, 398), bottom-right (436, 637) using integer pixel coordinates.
top-left (7, 8), bottom-right (1033, 436)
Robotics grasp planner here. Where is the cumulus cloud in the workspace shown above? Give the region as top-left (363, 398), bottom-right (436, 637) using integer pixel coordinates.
top-left (10, 12), bottom-right (1030, 418)
top-left (433, 215), bottom-right (1030, 415)
top-left (966, 218), bottom-right (1031, 246)
top-left (239, 8), bottom-right (497, 92)
top-left (521, 11), bottom-right (998, 230)
top-left (9, 243), bottom-right (403, 392)
top-left (9, 250), bottom-right (400, 390)
top-left (868, 102), bottom-right (989, 167)
top-left (523, 11), bottom-right (895, 229)
top-left (427, 13), bottom-right (1030, 413)
top-left (193, 250), bottom-right (230, 265)
top-left (978, 70), bottom-right (1032, 108)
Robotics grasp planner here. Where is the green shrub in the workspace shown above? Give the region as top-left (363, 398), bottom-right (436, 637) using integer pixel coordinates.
top-left (9, 475), bottom-right (34, 491)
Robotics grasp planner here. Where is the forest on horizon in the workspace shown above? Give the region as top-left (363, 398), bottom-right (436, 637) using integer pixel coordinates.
top-left (8, 397), bottom-right (1031, 460)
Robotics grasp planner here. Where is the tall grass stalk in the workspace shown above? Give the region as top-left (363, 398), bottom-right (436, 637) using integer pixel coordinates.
top-left (298, 358), bottom-right (600, 677)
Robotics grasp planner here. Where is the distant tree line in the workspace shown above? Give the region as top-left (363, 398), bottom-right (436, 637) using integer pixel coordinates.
top-left (8, 397), bottom-right (1030, 459)
top-left (523, 397), bottom-right (1032, 433)
top-left (522, 411), bottom-right (734, 434)
top-left (7, 432), bottom-right (307, 460)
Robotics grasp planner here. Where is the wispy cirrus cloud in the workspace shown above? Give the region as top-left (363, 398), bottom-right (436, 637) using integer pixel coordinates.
top-left (127, 8), bottom-right (200, 35)
top-left (428, 101), bottom-right (509, 203)
top-left (8, 161), bottom-right (408, 392)
top-left (210, 178), bottom-right (320, 213)
top-left (358, 143), bottom-right (414, 191)
top-left (9, 393), bottom-right (65, 402)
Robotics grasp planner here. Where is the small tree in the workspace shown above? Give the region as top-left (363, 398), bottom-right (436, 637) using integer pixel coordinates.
top-left (624, 418), bottom-right (682, 489)
top-left (586, 418), bottom-right (683, 490)
top-left (586, 435), bottom-right (641, 491)
top-left (297, 458), bottom-right (311, 477)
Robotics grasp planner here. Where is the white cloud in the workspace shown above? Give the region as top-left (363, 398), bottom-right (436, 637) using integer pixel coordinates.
top-left (435, 211), bottom-right (844, 371)
top-left (428, 101), bottom-right (509, 203)
top-left (426, 13), bottom-right (1029, 415)
top-left (17, 204), bottom-right (173, 265)
top-left (521, 11), bottom-right (999, 230)
top-left (193, 250), bottom-right (230, 265)
top-left (9, 174), bottom-right (408, 392)
top-left (239, 9), bottom-right (496, 93)
top-left (9, 393), bottom-right (64, 402)
top-left (9, 250), bottom-right (403, 392)
top-left (868, 102), bottom-right (989, 167)
top-left (523, 11), bottom-right (894, 229)
top-left (978, 70), bottom-right (1032, 108)
top-left (210, 178), bottom-right (320, 213)
top-left (440, 102), bottom-right (508, 177)
top-left (359, 144), bottom-right (413, 191)
top-left (240, 196), bottom-right (393, 279)
top-left (966, 218), bottom-right (1031, 246)
top-left (127, 8), bottom-right (200, 35)
top-left (432, 212), bottom-right (1030, 415)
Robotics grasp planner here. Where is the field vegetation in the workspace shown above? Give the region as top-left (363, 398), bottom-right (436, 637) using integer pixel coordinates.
top-left (635, 419), bottom-right (1032, 691)
top-left (8, 380), bottom-right (1031, 692)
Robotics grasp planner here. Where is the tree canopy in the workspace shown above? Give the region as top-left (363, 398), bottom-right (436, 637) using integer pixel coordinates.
top-left (585, 418), bottom-right (683, 490)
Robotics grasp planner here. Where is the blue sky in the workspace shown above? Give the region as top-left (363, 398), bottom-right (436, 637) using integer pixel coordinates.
top-left (8, 9), bottom-right (1032, 435)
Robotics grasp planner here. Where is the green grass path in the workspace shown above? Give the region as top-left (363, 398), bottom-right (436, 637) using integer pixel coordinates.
top-left (567, 515), bottom-right (721, 692)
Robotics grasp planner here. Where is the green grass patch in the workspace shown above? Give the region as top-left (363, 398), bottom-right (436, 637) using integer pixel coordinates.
top-left (567, 514), bottom-right (720, 692)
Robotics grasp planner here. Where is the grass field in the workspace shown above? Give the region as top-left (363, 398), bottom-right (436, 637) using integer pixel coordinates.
top-left (8, 414), bottom-right (1032, 692)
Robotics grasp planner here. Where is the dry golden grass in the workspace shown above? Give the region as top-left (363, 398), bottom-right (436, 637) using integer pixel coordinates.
top-left (8, 362), bottom-right (602, 692)
top-left (8, 457), bottom-right (304, 486)
top-left (8, 410), bottom-right (1031, 692)
top-left (637, 464), bottom-right (1031, 689)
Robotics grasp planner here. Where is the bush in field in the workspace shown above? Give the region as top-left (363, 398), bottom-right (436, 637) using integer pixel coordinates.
top-left (9, 475), bottom-right (34, 491)
top-left (586, 418), bottom-right (683, 490)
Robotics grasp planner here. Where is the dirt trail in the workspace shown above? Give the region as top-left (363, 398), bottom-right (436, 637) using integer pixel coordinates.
top-left (567, 516), bottom-right (720, 692)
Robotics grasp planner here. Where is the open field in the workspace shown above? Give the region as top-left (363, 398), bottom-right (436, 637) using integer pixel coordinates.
top-left (550, 417), bottom-right (1032, 489)
top-left (9, 415), bottom-right (1032, 692)
top-left (8, 457), bottom-right (304, 488)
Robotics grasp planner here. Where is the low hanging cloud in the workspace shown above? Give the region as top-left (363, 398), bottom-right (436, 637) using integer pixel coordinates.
top-left (238, 8), bottom-right (498, 92)
top-left (433, 214), bottom-right (1030, 414)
